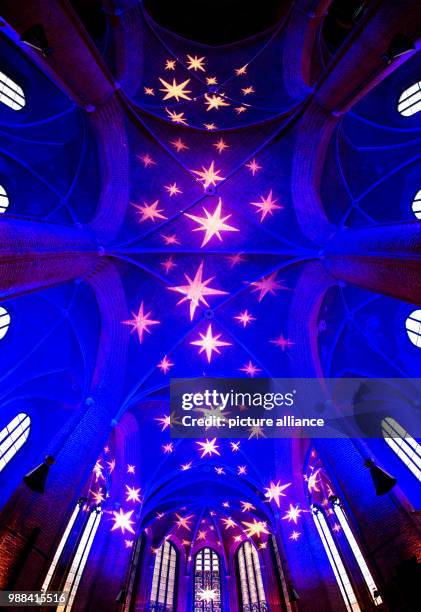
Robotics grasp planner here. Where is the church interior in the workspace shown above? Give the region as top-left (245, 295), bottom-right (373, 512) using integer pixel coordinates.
top-left (0, 0), bottom-right (420, 610)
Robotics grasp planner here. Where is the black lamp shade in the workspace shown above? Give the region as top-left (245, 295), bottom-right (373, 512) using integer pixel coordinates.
top-left (23, 455), bottom-right (54, 493)
top-left (364, 459), bottom-right (397, 496)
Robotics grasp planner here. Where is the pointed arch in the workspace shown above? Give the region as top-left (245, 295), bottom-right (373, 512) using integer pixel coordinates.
top-left (237, 540), bottom-right (268, 611)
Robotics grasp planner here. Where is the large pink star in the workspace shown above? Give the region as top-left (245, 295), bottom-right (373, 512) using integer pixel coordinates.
top-left (191, 324), bottom-right (231, 362)
top-left (191, 161), bottom-right (225, 189)
top-left (169, 262), bottom-right (228, 320)
top-left (123, 302), bottom-right (160, 343)
top-left (185, 199), bottom-right (239, 247)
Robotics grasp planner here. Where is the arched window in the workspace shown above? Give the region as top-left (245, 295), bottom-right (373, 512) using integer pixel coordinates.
top-left (331, 498), bottom-right (382, 606)
top-left (398, 81), bottom-right (421, 117)
top-left (0, 306), bottom-right (11, 340)
top-left (405, 310), bottom-right (421, 347)
top-left (312, 505), bottom-right (361, 612)
top-left (0, 413), bottom-right (31, 472)
top-left (0, 185), bottom-right (9, 213)
top-left (149, 540), bottom-right (177, 611)
top-left (0, 70), bottom-right (26, 111)
top-left (194, 547), bottom-right (222, 611)
top-left (412, 189), bottom-right (421, 219)
top-left (381, 417), bottom-right (421, 481)
top-left (237, 541), bottom-right (268, 611)
top-left (41, 502), bottom-right (82, 593)
top-left (57, 505), bottom-right (102, 612)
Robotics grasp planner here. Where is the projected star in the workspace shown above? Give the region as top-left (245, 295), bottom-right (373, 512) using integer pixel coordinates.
top-left (230, 441), bottom-right (240, 452)
top-left (161, 257), bottom-right (177, 274)
top-left (196, 438), bottom-right (220, 458)
top-left (191, 324), bottom-right (231, 362)
top-left (159, 77), bottom-right (192, 101)
top-left (185, 199), bottom-right (238, 247)
top-left (259, 542), bottom-right (267, 550)
top-left (290, 531), bottom-right (301, 541)
top-left (249, 425), bottom-right (266, 439)
top-left (237, 465), bottom-right (248, 475)
top-left (155, 415), bottom-right (171, 431)
top-left (204, 122), bottom-right (217, 130)
top-left (107, 458), bottom-right (116, 473)
top-left (175, 513), bottom-right (194, 531)
top-left (127, 464), bottom-right (136, 474)
top-left (206, 76), bottom-right (218, 85)
top-left (242, 519), bottom-right (269, 538)
top-left (133, 200), bottom-right (167, 223)
top-left (123, 302), bottom-right (160, 344)
top-left (227, 253), bottom-right (246, 268)
top-left (283, 504), bottom-right (303, 524)
top-left (233, 534), bottom-right (243, 543)
top-left (197, 529), bottom-right (207, 540)
top-left (187, 54), bottom-right (206, 71)
top-left (90, 488), bottom-right (105, 505)
top-left (235, 106), bottom-right (247, 114)
top-left (138, 153), bottom-right (156, 168)
top-left (165, 59), bottom-right (176, 70)
top-left (240, 361), bottom-right (261, 377)
top-left (144, 87), bottom-right (155, 96)
top-left (251, 190), bottom-right (282, 221)
top-left (222, 517), bottom-right (236, 529)
top-left (240, 501), bottom-right (255, 512)
top-left (166, 108), bottom-right (188, 125)
top-left (165, 182), bottom-right (182, 196)
top-left (125, 539), bottom-right (134, 548)
top-left (158, 355), bottom-right (174, 374)
top-left (191, 161), bottom-right (225, 189)
top-left (270, 334), bottom-right (294, 351)
top-left (215, 466), bottom-right (225, 475)
top-left (170, 138), bottom-right (189, 152)
top-left (111, 509), bottom-right (135, 535)
top-left (307, 469), bottom-right (321, 494)
top-left (197, 589), bottom-right (218, 603)
top-left (246, 158), bottom-right (262, 175)
top-left (162, 443), bottom-right (174, 454)
top-left (264, 480), bottom-right (292, 507)
top-left (205, 93), bottom-right (230, 111)
top-left (235, 310), bottom-right (256, 327)
top-left (242, 86), bottom-right (255, 95)
top-left (214, 138), bottom-right (229, 154)
top-left (169, 262), bottom-right (228, 320)
top-left (235, 65), bottom-right (248, 76)
top-left (251, 272), bottom-right (287, 302)
top-left (180, 461), bottom-right (192, 471)
top-left (125, 485), bottom-right (141, 503)
top-left (161, 233), bottom-right (180, 245)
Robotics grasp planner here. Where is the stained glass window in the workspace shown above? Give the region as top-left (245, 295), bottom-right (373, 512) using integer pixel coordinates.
top-left (57, 505), bottom-right (102, 611)
top-left (0, 185), bottom-right (9, 213)
top-left (194, 547), bottom-right (222, 612)
top-left (237, 541), bottom-right (268, 611)
top-left (0, 413), bottom-right (30, 472)
top-left (0, 70), bottom-right (26, 111)
top-left (331, 498), bottom-right (382, 606)
top-left (405, 310), bottom-right (421, 347)
top-left (381, 417), bottom-right (421, 481)
top-left (312, 505), bottom-right (360, 612)
top-left (412, 188), bottom-right (421, 219)
top-left (41, 503), bottom-right (82, 592)
top-left (0, 306), bottom-right (11, 340)
top-left (398, 81), bottom-right (421, 117)
top-left (149, 540), bottom-right (177, 611)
